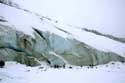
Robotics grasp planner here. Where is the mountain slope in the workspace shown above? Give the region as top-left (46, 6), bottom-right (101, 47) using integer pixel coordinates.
top-left (81, 28), bottom-right (125, 43)
top-left (0, 1), bottom-right (125, 66)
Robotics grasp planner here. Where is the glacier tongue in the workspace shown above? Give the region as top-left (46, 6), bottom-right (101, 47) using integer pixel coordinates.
top-left (0, 21), bottom-right (125, 66)
top-left (0, 1), bottom-right (125, 66)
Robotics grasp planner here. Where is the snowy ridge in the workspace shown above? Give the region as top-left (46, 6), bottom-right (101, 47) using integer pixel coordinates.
top-left (0, 1), bottom-right (125, 56)
top-left (53, 22), bottom-right (125, 55)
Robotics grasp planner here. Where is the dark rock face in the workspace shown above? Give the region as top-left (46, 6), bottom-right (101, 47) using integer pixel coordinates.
top-left (0, 60), bottom-right (5, 68)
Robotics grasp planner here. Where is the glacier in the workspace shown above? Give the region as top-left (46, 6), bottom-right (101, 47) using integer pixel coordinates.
top-left (0, 0), bottom-right (125, 67)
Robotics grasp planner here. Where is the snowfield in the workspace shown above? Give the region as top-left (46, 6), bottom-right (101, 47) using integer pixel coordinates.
top-left (0, 61), bottom-right (125, 83)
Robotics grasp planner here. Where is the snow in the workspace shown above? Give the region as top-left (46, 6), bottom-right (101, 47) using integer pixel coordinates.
top-left (0, 3), bottom-right (125, 56)
top-left (0, 61), bottom-right (125, 83)
top-left (53, 22), bottom-right (125, 55)
top-left (0, 1), bottom-right (125, 83)
top-left (0, 3), bottom-right (69, 38)
top-left (49, 51), bottom-right (69, 64)
top-left (12, 0), bottom-right (125, 37)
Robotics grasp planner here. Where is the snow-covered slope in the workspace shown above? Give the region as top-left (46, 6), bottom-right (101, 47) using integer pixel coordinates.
top-left (0, 0), bottom-right (125, 67)
top-left (0, 1), bottom-right (125, 83)
top-left (0, 61), bottom-right (125, 83)
top-left (0, 2), bottom-right (125, 56)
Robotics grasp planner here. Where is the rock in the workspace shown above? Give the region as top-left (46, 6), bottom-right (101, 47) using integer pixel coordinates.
top-left (0, 60), bottom-right (5, 68)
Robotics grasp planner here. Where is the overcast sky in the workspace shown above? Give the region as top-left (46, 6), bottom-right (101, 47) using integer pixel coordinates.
top-left (14, 0), bottom-right (125, 37)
